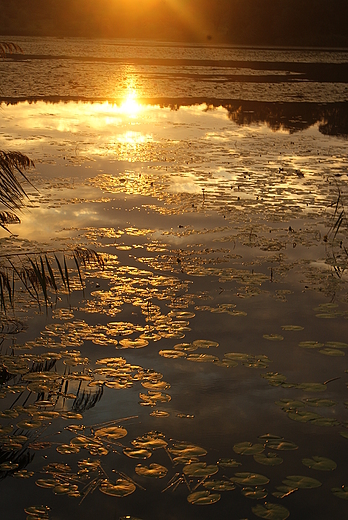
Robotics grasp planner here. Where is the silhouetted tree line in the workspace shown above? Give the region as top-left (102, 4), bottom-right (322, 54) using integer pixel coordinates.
top-left (0, 0), bottom-right (347, 47)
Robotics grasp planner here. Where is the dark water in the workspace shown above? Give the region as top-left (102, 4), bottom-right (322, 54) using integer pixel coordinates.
top-left (0, 38), bottom-right (348, 520)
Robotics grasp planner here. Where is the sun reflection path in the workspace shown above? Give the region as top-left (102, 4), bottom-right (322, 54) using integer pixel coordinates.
top-left (120, 91), bottom-right (142, 118)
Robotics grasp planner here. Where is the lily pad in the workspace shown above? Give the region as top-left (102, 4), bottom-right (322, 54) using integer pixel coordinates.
top-left (266, 439), bottom-right (298, 451)
top-left (263, 334), bottom-right (284, 341)
top-left (94, 426), bottom-right (128, 442)
top-left (99, 479), bottom-right (136, 497)
top-left (241, 486), bottom-right (268, 499)
top-left (187, 490), bottom-right (221, 505)
top-left (332, 486), bottom-right (348, 500)
top-left (298, 341), bottom-right (324, 349)
top-left (123, 448), bottom-right (152, 459)
top-left (319, 348), bottom-right (345, 356)
top-left (302, 456), bottom-right (337, 471)
top-left (232, 472), bottom-right (270, 486)
top-left (183, 462), bottom-right (218, 478)
top-left (135, 463), bottom-right (168, 478)
top-left (282, 475), bottom-right (322, 489)
top-left (203, 480), bottom-right (235, 491)
top-left (252, 503), bottom-right (290, 520)
top-left (233, 442), bottom-right (265, 455)
top-left (254, 453), bottom-right (283, 466)
top-left (281, 325), bottom-right (304, 331)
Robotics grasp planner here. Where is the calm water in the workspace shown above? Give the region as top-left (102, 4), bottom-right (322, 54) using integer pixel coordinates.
top-left (0, 38), bottom-right (348, 520)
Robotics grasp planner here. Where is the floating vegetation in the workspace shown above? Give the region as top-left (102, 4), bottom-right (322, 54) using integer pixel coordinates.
top-left (302, 456), bottom-right (337, 471)
top-left (252, 503), bottom-right (290, 520)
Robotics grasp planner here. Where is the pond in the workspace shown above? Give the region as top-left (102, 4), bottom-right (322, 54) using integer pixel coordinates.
top-left (0, 37), bottom-right (348, 520)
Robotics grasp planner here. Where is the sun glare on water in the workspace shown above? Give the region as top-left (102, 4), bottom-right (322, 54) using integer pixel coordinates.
top-left (119, 92), bottom-right (142, 117)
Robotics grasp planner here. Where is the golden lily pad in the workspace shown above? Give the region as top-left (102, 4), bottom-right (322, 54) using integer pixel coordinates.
top-left (56, 444), bottom-right (80, 454)
top-left (24, 506), bottom-right (50, 516)
top-left (35, 478), bottom-right (57, 488)
top-left (94, 426), bottom-right (128, 442)
top-left (203, 480), bottom-right (235, 491)
top-left (187, 490), bottom-right (221, 505)
top-left (159, 349), bottom-right (187, 359)
top-left (302, 456), bottom-right (337, 471)
top-left (217, 458), bottom-right (242, 468)
top-left (263, 334), bottom-right (284, 341)
top-left (17, 420), bottom-right (42, 430)
top-left (192, 340), bottom-right (219, 349)
top-left (232, 472), bottom-right (270, 486)
top-left (123, 448), bottom-right (152, 459)
top-left (233, 442), bottom-right (265, 455)
top-left (252, 503), bottom-right (290, 520)
top-left (149, 410), bottom-right (170, 417)
top-left (99, 479), bottom-right (136, 497)
top-left (183, 462), bottom-right (218, 477)
top-left (169, 443), bottom-right (207, 458)
top-left (186, 354), bottom-right (219, 363)
top-left (282, 475), bottom-right (322, 489)
top-left (132, 432), bottom-right (167, 450)
top-left (135, 463), bottom-right (168, 478)
top-left (0, 461), bottom-right (19, 471)
top-left (13, 469), bottom-right (34, 478)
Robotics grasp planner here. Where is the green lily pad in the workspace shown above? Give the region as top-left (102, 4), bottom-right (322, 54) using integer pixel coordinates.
top-left (261, 372), bottom-right (287, 386)
top-left (263, 334), bottom-right (284, 341)
top-left (281, 325), bottom-right (304, 331)
top-left (283, 475), bottom-right (322, 489)
top-left (187, 490), bottom-right (221, 505)
top-left (254, 453), bottom-right (283, 466)
top-left (252, 503), bottom-right (290, 520)
top-left (332, 486), bottom-right (348, 500)
top-left (302, 456), bottom-right (337, 471)
top-left (298, 341), bottom-right (324, 349)
top-left (325, 341), bottom-right (348, 348)
top-left (233, 442), bottom-right (265, 455)
top-left (296, 383), bottom-right (327, 392)
top-left (266, 439), bottom-right (298, 451)
top-left (272, 485), bottom-right (297, 498)
top-left (275, 399), bottom-right (304, 410)
top-left (304, 398), bottom-right (336, 407)
top-left (183, 462), bottom-right (218, 478)
top-left (232, 472), bottom-right (270, 486)
top-left (241, 486), bottom-right (267, 499)
top-left (287, 410), bottom-right (321, 423)
top-left (217, 458), bottom-right (242, 468)
top-left (319, 348), bottom-right (345, 356)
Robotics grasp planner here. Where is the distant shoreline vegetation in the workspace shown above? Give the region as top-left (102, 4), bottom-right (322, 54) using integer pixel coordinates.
top-left (0, 0), bottom-right (347, 48)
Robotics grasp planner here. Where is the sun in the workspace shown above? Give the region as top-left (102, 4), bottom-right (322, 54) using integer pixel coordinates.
top-left (120, 91), bottom-right (141, 118)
